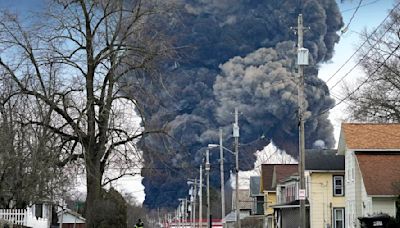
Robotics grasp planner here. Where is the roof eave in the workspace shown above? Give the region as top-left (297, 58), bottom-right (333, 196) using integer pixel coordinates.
top-left (337, 128), bottom-right (347, 155)
top-left (368, 194), bottom-right (399, 198)
top-left (352, 148), bottom-right (400, 151)
top-left (307, 170), bottom-right (345, 173)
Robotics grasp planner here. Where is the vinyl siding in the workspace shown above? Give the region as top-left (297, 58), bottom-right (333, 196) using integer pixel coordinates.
top-left (346, 150), bottom-right (364, 228)
top-left (372, 197), bottom-right (396, 217)
top-left (308, 172), bottom-right (345, 228)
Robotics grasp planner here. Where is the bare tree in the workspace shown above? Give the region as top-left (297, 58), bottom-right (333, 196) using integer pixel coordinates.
top-left (0, 0), bottom-right (171, 226)
top-left (345, 5), bottom-right (400, 122)
top-left (0, 73), bottom-right (71, 208)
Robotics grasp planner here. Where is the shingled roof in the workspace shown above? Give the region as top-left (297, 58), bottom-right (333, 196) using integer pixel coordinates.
top-left (261, 164), bottom-right (298, 191)
top-left (356, 153), bottom-right (400, 196)
top-left (305, 149), bottom-right (344, 171)
top-left (338, 123), bottom-right (400, 152)
top-left (261, 164), bottom-right (274, 191)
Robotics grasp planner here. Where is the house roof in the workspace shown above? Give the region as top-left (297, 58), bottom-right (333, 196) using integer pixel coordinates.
top-left (338, 123), bottom-right (400, 152)
top-left (57, 208), bottom-right (86, 222)
top-left (261, 164), bottom-right (298, 191)
top-left (249, 176), bottom-right (262, 197)
top-left (305, 149), bottom-right (344, 171)
top-left (356, 153), bottom-right (400, 196)
top-left (261, 164), bottom-right (274, 191)
top-left (272, 199), bottom-right (310, 209)
top-left (272, 165), bottom-right (298, 189)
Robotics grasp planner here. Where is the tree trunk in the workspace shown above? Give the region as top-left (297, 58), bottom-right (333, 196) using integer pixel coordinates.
top-left (85, 150), bottom-right (102, 228)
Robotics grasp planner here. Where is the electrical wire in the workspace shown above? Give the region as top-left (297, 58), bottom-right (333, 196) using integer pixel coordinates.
top-left (325, 1), bottom-right (400, 84)
top-left (317, 43), bottom-right (400, 117)
top-left (340, 0), bottom-right (364, 36)
top-left (341, 0), bottom-right (382, 13)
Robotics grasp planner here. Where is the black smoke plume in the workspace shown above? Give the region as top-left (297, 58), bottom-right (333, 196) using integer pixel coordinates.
top-left (130, 0), bottom-right (343, 208)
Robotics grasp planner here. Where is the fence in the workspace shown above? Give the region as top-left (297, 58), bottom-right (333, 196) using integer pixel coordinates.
top-left (0, 209), bottom-right (27, 226)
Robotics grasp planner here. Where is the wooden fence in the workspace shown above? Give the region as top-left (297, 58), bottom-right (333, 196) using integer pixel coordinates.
top-left (0, 209), bottom-right (27, 226)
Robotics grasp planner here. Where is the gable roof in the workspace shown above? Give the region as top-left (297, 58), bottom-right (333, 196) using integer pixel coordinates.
top-left (249, 176), bottom-right (262, 197)
top-left (305, 149), bottom-right (344, 171)
top-left (356, 153), bottom-right (400, 196)
top-left (261, 164), bottom-right (298, 191)
top-left (261, 164), bottom-right (274, 191)
top-left (338, 123), bottom-right (400, 153)
top-left (272, 165), bottom-right (298, 188)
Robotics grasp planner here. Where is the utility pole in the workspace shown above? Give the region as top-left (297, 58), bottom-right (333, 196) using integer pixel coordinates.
top-left (219, 128), bottom-right (226, 227)
top-left (233, 108), bottom-right (240, 228)
top-left (193, 178), bottom-right (197, 228)
top-left (295, 14), bottom-right (308, 228)
top-left (199, 164), bottom-right (203, 228)
top-left (185, 198), bottom-right (188, 226)
top-left (206, 149), bottom-right (211, 228)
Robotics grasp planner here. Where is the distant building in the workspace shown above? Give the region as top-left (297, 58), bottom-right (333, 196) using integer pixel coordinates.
top-left (260, 164), bottom-right (298, 228)
top-left (58, 208), bottom-right (86, 228)
top-left (249, 176), bottom-right (264, 215)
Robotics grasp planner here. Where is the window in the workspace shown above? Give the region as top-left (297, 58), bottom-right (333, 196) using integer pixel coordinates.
top-left (333, 208), bottom-right (345, 228)
top-left (333, 176), bottom-right (344, 196)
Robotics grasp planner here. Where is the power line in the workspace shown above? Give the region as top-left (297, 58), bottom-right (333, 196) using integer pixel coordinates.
top-left (341, 0), bottom-right (382, 13)
top-left (341, 0), bottom-right (364, 35)
top-left (325, 1), bottom-right (399, 84)
top-left (328, 7), bottom-right (398, 92)
top-left (317, 43), bottom-right (400, 117)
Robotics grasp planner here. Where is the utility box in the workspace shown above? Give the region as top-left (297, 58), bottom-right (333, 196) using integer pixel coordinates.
top-left (233, 123), bottom-right (239, 137)
top-left (297, 47), bottom-right (309, 66)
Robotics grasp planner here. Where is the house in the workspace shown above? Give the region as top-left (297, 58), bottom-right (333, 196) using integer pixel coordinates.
top-left (305, 149), bottom-right (345, 228)
top-left (225, 189), bottom-right (252, 228)
top-left (0, 203), bottom-right (52, 228)
top-left (338, 123), bottom-right (400, 228)
top-left (261, 164), bottom-right (298, 228)
top-left (273, 172), bottom-right (310, 228)
top-left (272, 149), bottom-right (345, 228)
top-left (58, 208), bottom-right (86, 228)
top-left (249, 176), bottom-right (264, 215)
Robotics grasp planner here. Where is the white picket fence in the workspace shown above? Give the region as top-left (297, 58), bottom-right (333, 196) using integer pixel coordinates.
top-left (0, 209), bottom-right (28, 225)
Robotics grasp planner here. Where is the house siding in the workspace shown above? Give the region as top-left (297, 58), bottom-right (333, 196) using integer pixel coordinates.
top-left (372, 197), bottom-right (397, 217)
top-left (345, 150), bottom-right (356, 228)
top-left (308, 172), bottom-right (345, 228)
top-left (346, 150), bottom-right (365, 228)
top-left (361, 179), bottom-right (372, 217)
top-left (264, 191), bottom-right (276, 216)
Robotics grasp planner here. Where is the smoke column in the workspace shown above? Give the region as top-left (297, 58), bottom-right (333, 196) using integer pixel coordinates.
top-left (130, 0), bottom-right (343, 208)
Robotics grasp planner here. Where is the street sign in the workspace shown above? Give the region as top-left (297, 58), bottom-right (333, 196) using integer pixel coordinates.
top-left (298, 189), bottom-right (306, 200)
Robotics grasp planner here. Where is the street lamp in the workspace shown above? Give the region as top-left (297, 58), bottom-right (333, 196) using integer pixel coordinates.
top-left (208, 107), bottom-right (241, 228)
top-left (205, 149), bottom-right (211, 228)
top-left (208, 142), bottom-right (236, 228)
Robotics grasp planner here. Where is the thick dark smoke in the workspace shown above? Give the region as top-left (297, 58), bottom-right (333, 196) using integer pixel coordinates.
top-left (133, 0), bottom-right (343, 208)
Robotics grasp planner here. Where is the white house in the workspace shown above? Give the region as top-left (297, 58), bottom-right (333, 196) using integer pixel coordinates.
top-left (0, 203), bottom-right (51, 228)
top-left (338, 123), bottom-right (400, 228)
top-left (58, 208), bottom-right (86, 228)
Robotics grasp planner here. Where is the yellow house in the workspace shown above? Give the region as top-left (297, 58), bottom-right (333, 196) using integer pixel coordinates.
top-left (305, 149), bottom-right (345, 228)
top-left (261, 164), bottom-right (298, 228)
